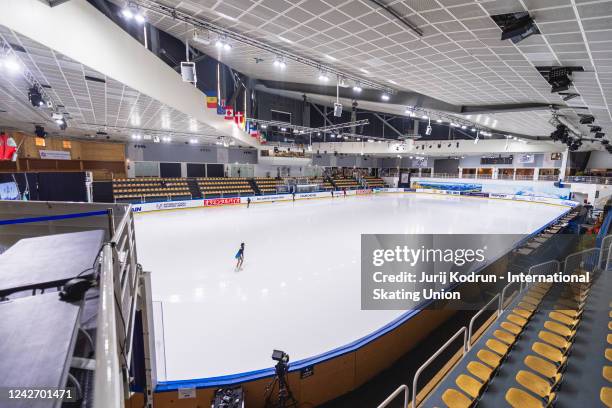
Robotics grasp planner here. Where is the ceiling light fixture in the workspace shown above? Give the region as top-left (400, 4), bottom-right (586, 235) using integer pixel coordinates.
top-left (381, 93), bottom-right (390, 101)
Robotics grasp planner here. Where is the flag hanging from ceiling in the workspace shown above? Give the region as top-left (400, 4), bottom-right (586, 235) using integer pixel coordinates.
top-left (0, 133), bottom-right (17, 161)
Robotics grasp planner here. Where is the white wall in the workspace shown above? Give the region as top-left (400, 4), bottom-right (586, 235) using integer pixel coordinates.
top-left (587, 151), bottom-right (612, 169)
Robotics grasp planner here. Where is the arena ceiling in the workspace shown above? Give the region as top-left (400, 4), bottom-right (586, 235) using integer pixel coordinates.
top-left (0, 26), bottom-right (226, 143)
top-left (126, 0), bottom-right (612, 141)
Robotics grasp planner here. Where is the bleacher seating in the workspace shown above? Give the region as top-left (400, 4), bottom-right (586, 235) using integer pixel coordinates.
top-left (333, 177), bottom-right (360, 190)
top-left (113, 177), bottom-right (191, 203)
top-left (420, 257), bottom-right (607, 408)
top-left (197, 177), bottom-right (254, 197)
top-left (254, 177), bottom-right (285, 194)
top-left (309, 177), bottom-right (334, 191)
top-left (363, 176), bottom-right (386, 188)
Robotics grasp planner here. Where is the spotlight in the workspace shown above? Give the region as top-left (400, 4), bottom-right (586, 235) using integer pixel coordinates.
top-left (318, 72), bottom-right (329, 81)
top-left (28, 86), bottom-right (44, 107)
top-left (548, 67), bottom-right (573, 93)
top-left (381, 93), bottom-right (390, 101)
top-left (461, 125), bottom-right (467, 130)
top-left (2, 56), bottom-right (20, 72)
top-left (223, 43), bottom-right (232, 51)
top-left (260, 124), bottom-right (268, 129)
top-left (134, 13), bottom-right (145, 24)
top-left (436, 119), bottom-right (442, 123)
top-left (353, 84), bottom-right (362, 93)
top-left (215, 39), bottom-right (224, 48)
top-left (56, 118), bottom-right (67, 131)
top-left (34, 125), bottom-right (46, 138)
top-left (121, 7), bottom-right (134, 19)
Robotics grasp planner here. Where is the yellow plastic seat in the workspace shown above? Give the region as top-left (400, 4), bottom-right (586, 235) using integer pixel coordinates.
top-left (604, 366), bottom-right (612, 382)
top-left (538, 330), bottom-right (570, 353)
top-left (455, 374), bottom-right (483, 399)
top-left (477, 349), bottom-right (502, 369)
top-left (609, 321), bottom-right (612, 331)
top-left (602, 387), bottom-right (612, 408)
top-left (524, 355), bottom-right (561, 385)
top-left (544, 320), bottom-right (575, 340)
top-left (523, 295), bottom-right (541, 306)
top-left (506, 387), bottom-right (550, 408)
top-left (607, 349), bottom-right (612, 362)
top-left (516, 370), bottom-right (555, 399)
top-left (494, 329), bottom-right (516, 345)
top-left (507, 314), bottom-right (528, 328)
top-left (609, 334), bottom-right (612, 345)
top-left (486, 338), bottom-right (510, 357)
top-left (518, 301), bottom-right (536, 312)
top-left (533, 342), bottom-right (566, 366)
top-left (467, 361), bottom-right (493, 383)
top-left (549, 311), bottom-right (578, 328)
top-left (554, 308), bottom-right (582, 319)
top-left (513, 308), bottom-right (533, 320)
top-left (501, 321), bottom-right (522, 335)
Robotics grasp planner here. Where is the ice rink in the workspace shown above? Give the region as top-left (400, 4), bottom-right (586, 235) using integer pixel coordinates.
top-left (134, 193), bottom-right (568, 382)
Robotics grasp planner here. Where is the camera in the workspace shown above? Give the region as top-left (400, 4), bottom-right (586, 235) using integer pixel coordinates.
top-left (271, 350), bottom-right (289, 363)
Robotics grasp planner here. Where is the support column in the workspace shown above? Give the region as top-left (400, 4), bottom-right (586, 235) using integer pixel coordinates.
top-left (458, 167), bottom-right (462, 178)
top-left (559, 148), bottom-right (569, 181)
top-left (533, 167), bottom-right (539, 181)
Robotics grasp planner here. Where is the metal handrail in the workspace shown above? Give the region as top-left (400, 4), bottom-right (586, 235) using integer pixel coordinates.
top-left (467, 294), bottom-right (500, 350)
top-left (377, 385), bottom-right (409, 408)
top-left (598, 234), bottom-right (612, 270)
top-left (412, 327), bottom-right (467, 408)
top-left (500, 281), bottom-right (520, 312)
top-left (523, 260), bottom-right (560, 291)
top-left (93, 244), bottom-right (124, 408)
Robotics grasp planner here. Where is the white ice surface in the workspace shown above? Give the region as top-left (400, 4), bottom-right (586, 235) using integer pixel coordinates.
top-left (134, 193), bottom-right (567, 381)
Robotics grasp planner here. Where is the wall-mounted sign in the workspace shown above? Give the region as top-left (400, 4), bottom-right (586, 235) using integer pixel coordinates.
top-left (551, 153), bottom-right (562, 161)
top-left (39, 150), bottom-right (71, 160)
top-left (517, 154), bottom-right (535, 164)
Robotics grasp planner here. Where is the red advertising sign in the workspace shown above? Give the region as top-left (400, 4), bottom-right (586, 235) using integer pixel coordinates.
top-left (356, 189), bottom-right (373, 195)
top-left (204, 197), bottom-right (241, 206)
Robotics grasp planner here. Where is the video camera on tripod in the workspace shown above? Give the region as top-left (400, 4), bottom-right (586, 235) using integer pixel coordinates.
top-left (264, 350), bottom-right (298, 408)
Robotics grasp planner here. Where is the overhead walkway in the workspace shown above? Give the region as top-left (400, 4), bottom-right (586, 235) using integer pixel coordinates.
top-left (0, 0), bottom-right (260, 148)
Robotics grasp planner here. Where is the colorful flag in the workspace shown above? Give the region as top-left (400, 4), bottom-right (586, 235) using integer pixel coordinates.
top-left (206, 96), bottom-right (218, 109)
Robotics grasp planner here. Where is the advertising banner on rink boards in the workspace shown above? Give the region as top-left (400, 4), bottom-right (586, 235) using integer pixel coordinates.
top-left (361, 234), bottom-right (588, 311)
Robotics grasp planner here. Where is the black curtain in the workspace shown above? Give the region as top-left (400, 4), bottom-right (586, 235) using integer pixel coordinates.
top-left (186, 163), bottom-right (206, 177)
top-left (159, 162), bottom-right (181, 178)
top-left (93, 181), bottom-right (114, 203)
top-left (206, 163), bottom-right (224, 177)
top-left (37, 172), bottom-right (87, 201)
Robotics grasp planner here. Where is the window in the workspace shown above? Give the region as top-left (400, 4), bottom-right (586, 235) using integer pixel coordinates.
top-left (62, 140), bottom-right (72, 149)
top-left (35, 137), bottom-right (46, 147)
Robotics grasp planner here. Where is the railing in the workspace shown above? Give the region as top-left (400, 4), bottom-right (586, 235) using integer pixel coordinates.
top-left (377, 385), bottom-right (409, 408)
top-left (564, 247), bottom-right (600, 276)
top-left (538, 175), bottom-right (558, 181)
top-left (115, 193), bottom-right (192, 204)
top-left (566, 175), bottom-right (612, 184)
top-left (599, 234), bottom-right (612, 271)
top-left (523, 260), bottom-right (560, 291)
top-left (94, 206), bottom-right (150, 408)
top-left (411, 327), bottom-right (467, 408)
top-left (500, 281), bottom-right (521, 311)
top-left (467, 294), bottom-right (500, 350)
top-left (93, 244), bottom-right (124, 408)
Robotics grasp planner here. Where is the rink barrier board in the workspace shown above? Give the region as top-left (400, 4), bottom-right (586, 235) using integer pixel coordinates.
top-left (130, 188), bottom-right (577, 215)
top-left (151, 310), bottom-right (455, 408)
top-left (146, 189), bottom-right (574, 406)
